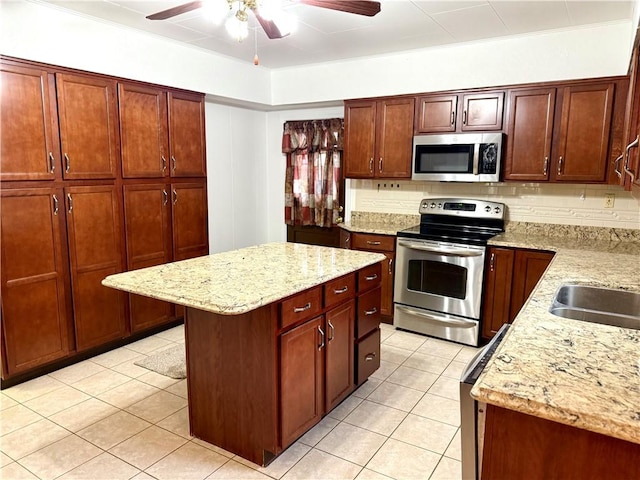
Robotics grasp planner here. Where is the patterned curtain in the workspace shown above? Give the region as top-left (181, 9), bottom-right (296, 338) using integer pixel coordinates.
top-left (283, 118), bottom-right (343, 227)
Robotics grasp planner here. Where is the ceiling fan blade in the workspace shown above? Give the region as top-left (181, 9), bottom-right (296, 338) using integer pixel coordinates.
top-left (146, 1), bottom-right (203, 20)
top-left (297, 0), bottom-right (381, 17)
top-left (254, 12), bottom-right (288, 39)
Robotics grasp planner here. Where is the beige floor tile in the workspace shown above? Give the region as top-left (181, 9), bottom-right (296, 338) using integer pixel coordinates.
top-left (77, 410), bottom-right (151, 450)
top-left (370, 360), bottom-right (399, 381)
top-left (125, 390), bottom-right (187, 424)
top-left (281, 448), bottom-right (361, 480)
top-left (109, 425), bottom-right (187, 470)
top-left (145, 441), bottom-right (228, 480)
top-left (431, 456), bottom-right (461, 480)
top-left (132, 472), bottom-right (157, 479)
top-left (454, 346), bottom-right (481, 363)
top-left (2, 375), bottom-right (65, 403)
top-left (19, 434), bottom-right (102, 480)
top-left (391, 414), bottom-right (457, 455)
top-left (367, 438), bottom-right (441, 480)
top-left (57, 452), bottom-right (141, 479)
top-left (402, 352), bottom-right (451, 376)
top-left (71, 369), bottom-right (131, 396)
top-left (417, 339), bottom-right (462, 360)
top-left (23, 385), bottom-right (91, 417)
top-left (0, 404), bottom-right (43, 436)
top-left (91, 347), bottom-right (144, 368)
top-left (206, 459), bottom-right (272, 479)
top-left (0, 462), bottom-right (39, 479)
top-left (297, 416), bottom-right (339, 447)
top-left (156, 407), bottom-right (192, 439)
top-left (0, 392), bottom-right (19, 411)
top-left (110, 355), bottom-right (151, 379)
top-left (164, 379), bottom-right (188, 398)
top-left (379, 326), bottom-right (395, 343)
top-left (316, 423), bottom-right (386, 466)
top-left (411, 393), bottom-right (460, 427)
top-left (343, 400), bottom-right (407, 436)
top-left (191, 439), bottom-right (235, 458)
top-left (137, 371), bottom-right (181, 389)
top-left (0, 452), bottom-right (13, 467)
top-left (443, 429), bottom-right (461, 461)
top-left (428, 376), bottom-right (460, 401)
top-left (366, 382), bottom-right (424, 412)
top-left (154, 325), bottom-right (185, 343)
top-left (97, 379), bottom-right (161, 409)
top-left (354, 468), bottom-right (393, 480)
top-left (126, 336), bottom-right (172, 355)
top-left (49, 398), bottom-right (118, 432)
top-left (235, 442), bottom-right (310, 479)
top-left (382, 331), bottom-right (426, 352)
top-left (380, 345), bottom-right (413, 365)
top-left (351, 378), bottom-right (382, 399)
top-left (326, 395), bottom-right (363, 421)
top-left (441, 360), bottom-right (467, 380)
top-left (48, 360), bottom-right (106, 385)
top-left (0, 418), bottom-right (70, 460)
top-left (386, 366), bottom-right (439, 392)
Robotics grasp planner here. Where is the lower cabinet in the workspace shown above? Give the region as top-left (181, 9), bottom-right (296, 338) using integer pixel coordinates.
top-left (482, 247), bottom-right (554, 339)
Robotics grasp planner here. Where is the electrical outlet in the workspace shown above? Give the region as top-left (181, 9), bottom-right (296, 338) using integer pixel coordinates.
top-left (604, 194), bottom-right (615, 209)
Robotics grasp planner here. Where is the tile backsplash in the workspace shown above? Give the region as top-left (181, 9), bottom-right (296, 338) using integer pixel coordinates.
top-left (350, 180), bottom-right (640, 230)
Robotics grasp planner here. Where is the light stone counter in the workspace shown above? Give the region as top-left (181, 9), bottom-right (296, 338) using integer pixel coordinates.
top-left (102, 243), bottom-right (385, 315)
top-left (472, 231), bottom-right (640, 445)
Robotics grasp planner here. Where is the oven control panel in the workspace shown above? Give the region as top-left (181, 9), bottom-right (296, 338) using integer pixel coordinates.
top-left (419, 198), bottom-right (505, 220)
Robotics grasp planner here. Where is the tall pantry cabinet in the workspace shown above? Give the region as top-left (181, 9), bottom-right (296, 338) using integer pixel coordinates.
top-left (0, 56), bottom-right (208, 384)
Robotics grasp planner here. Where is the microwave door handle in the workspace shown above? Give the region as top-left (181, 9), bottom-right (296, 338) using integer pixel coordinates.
top-left (397, 240), bottom-right (483, 257)
top-left (396, 305), bottom-right (478, 328)
top-left (473, 143), bottom-right (480, 175)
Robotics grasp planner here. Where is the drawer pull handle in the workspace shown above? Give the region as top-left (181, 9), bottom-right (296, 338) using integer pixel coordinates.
top-left (52, 194), bottom-right (59, 215)
top-left (162, 156), bottom-right (167, 172)
top-left (365, 274), bottom-right (378, 281)
top-left (365, 353), bottom-right (376, 362)
top-left (333, 286), bottom-right (348, 294)
top-left (366, 241), bottom-right (381, 245)
top-left (613, 154), bottom-right (623, 179)
top-left (318, 326), bottom-right (325, 350)
top-left (293, 302), bottom-right (311, 313)
top-left (364, 307), bottom-right (378, 316)
top-left (64, 153), bottom-right (70, 173)
top-left (171, 155), bottom-right (177, 172)
top-left (49, 152), bottom-right (55, 173)
top-left (328, 320), bottom-right (335, 342)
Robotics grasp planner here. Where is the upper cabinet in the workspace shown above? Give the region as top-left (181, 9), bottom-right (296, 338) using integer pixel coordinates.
top-left (344, 97), bottom-right (414, 179)
top-left (168, 92), bottom-right (207, 177)
top-left (620, 40), bottom-right (640, 193)
top-left (504, 82), bottom-right (616, 183)
top-left (415, 91), bottom-right (504, 134)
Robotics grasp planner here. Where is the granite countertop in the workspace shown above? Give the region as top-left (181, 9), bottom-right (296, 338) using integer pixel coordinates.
top-left (472, 231), bottom-right (640, 445)
top-left (102, 243), bottom-right (385, 315)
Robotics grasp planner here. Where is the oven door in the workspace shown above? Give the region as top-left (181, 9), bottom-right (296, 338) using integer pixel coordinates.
top-left (394, 237), bottom-right (486, 319)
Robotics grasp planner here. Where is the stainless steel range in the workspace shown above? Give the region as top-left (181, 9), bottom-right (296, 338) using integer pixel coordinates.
top-left (394, 198), bottom-right (505, 347)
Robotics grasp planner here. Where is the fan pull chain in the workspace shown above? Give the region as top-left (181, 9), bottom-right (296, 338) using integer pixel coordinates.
top-left (253, 26), bottom-right (259, 65)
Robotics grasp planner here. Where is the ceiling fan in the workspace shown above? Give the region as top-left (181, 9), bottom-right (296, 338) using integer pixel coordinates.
top-left (146, 0), bottom-right (382, 40)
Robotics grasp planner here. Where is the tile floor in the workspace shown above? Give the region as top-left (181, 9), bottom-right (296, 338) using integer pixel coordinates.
top-left (0, 323), bottom-right (480, 480)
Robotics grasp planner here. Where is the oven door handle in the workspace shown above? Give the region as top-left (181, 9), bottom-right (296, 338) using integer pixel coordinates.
top-left (397, 240), bottom-right (484, 257)
top-left (396, 305), bottom-right (478, 328)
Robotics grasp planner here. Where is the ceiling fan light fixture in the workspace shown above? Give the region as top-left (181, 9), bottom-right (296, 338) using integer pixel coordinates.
top-left (225, 13), bottom-right (249, 41)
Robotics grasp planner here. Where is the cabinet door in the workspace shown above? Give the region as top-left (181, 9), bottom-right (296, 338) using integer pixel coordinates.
top-left (123, 184), bottom-right (174, 333)
top-left (280, 316), bottom-right (324, 448)
top-left (171, 182), bottom-right (209, 261)
top-left (504, 88), bottom-right (556, 181)
top-left (0, 63), bottom-right (58, 180)
top-left (481, 247), bottom-right (515, 340)
top-left (56, 73), bottom-right (119, 179)
top-left (376, 98), bottom-right (414, 178)
top-left (461, 92), bottom-right (504, 131)
top-left (119, 83), bottom-right (169, 178)
top-left (168, 92), bottom-right (206, 177)
top-left (415, 94), bottom-right (457, 133)
top-left (509, 250), bottom-right (554, 321)
top-left (1, 189), bottom-right (70, 375)
top-left (553, 83), bottom-right (614, 182)
top-left (344, 101), bottom-right (376, 178)
top-left (66, 185), bottom-right (127, 351)
top-left (381, 253), bottom-right (395, 317)
top-left (325, 300), bottom-right (355, 412)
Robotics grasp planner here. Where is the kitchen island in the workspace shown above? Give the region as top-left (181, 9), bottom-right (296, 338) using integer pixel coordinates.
top-left (103, 242), bottom-right (385, 466)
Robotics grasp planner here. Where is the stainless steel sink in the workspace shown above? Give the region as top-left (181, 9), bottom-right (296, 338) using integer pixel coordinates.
top-left (549, 284), bottom-right (640, 330)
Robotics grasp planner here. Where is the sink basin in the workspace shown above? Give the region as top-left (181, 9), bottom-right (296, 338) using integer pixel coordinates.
top-left (549, 284), bottom-right (640, 330)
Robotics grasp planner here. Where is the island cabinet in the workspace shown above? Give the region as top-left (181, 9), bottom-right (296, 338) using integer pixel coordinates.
top-left (344, 97), bottom-right (414, 179)
top-left (414, 91), bottom-right (505, 133)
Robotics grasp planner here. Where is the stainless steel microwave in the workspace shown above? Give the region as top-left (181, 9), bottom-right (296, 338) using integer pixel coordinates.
top-left (412, 133), bottom-right (503, 182)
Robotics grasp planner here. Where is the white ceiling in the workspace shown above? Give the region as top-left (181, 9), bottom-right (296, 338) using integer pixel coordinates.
top-left (36, 0), bottom-right (635, 68)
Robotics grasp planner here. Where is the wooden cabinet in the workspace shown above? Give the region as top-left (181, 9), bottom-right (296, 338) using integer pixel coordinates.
top-left (168, 92), bottom-right (207, 177)
top-left (171, 182), bottom-right (209, 261)
top-left (1, 188), bottom-right (71, 375)
top-left (324, 300), bottom-right (355, 412)
top-left (65, 185), bottom-right (127, 351)
top-left (344, 97), bottom-right (414, 178)
top-left (505, 83), bottom-right (615, 182)
top-left (620, 41), bottom-right (640, 193)
top-left (415, 91), bottom-right (504, 133)
top-left (482, 247), bottom-right (553, 340)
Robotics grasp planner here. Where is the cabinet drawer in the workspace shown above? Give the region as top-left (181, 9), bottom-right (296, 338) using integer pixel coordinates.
top-left (356, 328), bottom-right (381, 385)
top-left (352, 233), bottom-right (395, 252)
top-left (324, 274), bottom-right (356, 309)
top-left (358, 262), bottom-right (382, 292)
top-left (357, 287), bottom-right (381, 339)
top-left (280, 286), bottom-right (323, 330)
